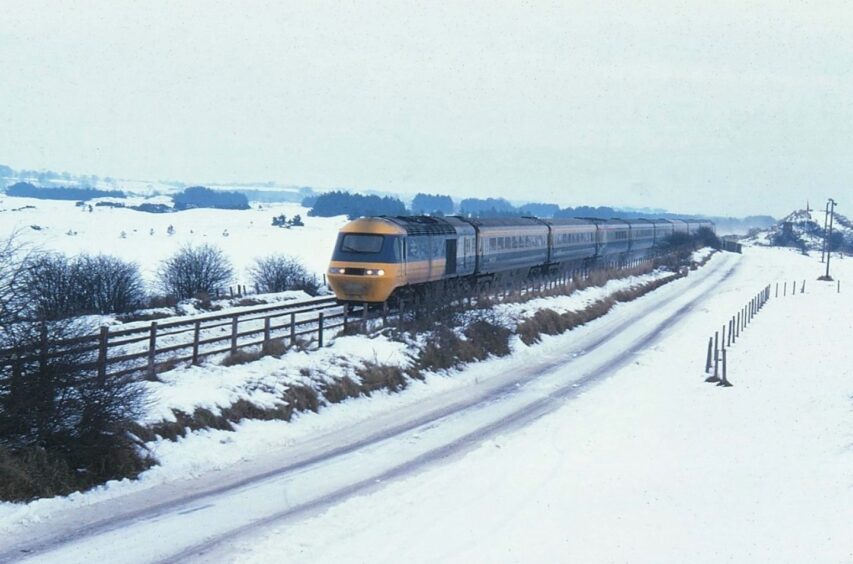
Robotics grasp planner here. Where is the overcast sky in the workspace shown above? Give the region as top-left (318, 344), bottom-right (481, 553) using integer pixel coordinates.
top-left (2, 1), bottom-right (852, 217)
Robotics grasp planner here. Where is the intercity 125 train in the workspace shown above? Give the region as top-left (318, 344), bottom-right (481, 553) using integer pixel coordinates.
top-left (327, 215), bottom-right (714, 303)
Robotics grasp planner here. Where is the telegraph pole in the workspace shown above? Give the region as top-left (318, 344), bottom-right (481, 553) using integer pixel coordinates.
top-left (824, 198), bottom-right (837, 280)
top-left (821, 199), bottom-right (831, 263)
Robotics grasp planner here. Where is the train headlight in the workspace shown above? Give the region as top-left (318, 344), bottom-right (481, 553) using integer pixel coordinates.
top-left (376, 269), bottom-right (385, 276)
top-left (330, 267), bottom-right (346, 274)
top-left (364, 269), bottom-right (385, 276)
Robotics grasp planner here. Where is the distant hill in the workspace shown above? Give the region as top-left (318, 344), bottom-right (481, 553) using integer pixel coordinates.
top-left (745, 207), bottom-right (853, 254)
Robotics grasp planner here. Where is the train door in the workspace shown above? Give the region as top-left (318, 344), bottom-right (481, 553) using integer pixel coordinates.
top-left (399, 237), bottom-right (407, 282)
top-left (445, 239), bottom-right (457, 276)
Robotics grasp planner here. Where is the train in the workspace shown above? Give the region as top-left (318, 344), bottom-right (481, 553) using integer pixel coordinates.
top-left (327, 215), bottom-right (714, 303)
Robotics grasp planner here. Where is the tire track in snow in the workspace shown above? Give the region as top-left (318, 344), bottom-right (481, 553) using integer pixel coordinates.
top-left (1, 255), bottom-right (737, 564)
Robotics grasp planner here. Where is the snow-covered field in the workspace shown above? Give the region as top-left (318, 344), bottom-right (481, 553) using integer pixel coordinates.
top-left (227, 246), bottom-right (852, 564)
top-left (0, 196), bottom-right (346, 285)
top-left (0, 219), bottom-right (850, 562)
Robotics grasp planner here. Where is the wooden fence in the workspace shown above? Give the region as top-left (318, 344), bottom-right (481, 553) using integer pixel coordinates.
top-left (0, 296), bottom-right (356, 381)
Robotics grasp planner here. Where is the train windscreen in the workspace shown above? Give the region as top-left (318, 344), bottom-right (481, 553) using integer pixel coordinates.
top-left (340, 234), bottom-right (384, 254)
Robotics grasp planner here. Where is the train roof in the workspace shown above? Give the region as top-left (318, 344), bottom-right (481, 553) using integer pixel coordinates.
top-left (381, 215), bottom-right (458, 235)
top-left (542, 218), bottom-right (597, 227)
top-left (457, 217), bottom-right (547, 228)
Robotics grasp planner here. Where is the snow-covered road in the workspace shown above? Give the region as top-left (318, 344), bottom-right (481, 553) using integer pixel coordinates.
top-left (3, 247), bottom-right (850, 563)
top-left (1, 254), bottom-right (740, 562)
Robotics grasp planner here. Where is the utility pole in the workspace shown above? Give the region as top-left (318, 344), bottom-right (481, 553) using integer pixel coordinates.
top-left (824, 198), bottom-right (837, 280)
top-left (821, 199), bottom-right (831, 263)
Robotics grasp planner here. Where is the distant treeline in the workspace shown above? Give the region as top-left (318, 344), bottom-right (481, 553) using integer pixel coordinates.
top-left (5, 182), bottom-right (125, 201)
top-left (173, 186), bottom-right (249, 210)
top-left (2, 182), bottom-right (249, 212)
top-left (308, 191), bottom-right (406, 219)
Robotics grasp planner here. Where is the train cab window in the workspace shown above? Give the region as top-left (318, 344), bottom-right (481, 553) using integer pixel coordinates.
top-left (341, 234), bottom-right (384, 253)
top-left (333, 233), bottom-right (402, 263)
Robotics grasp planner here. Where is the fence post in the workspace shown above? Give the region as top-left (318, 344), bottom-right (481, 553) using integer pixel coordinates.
top-left (318, 312), bottom-right (324, 348)
top-left (775, 282), bottom-right (778, 297)
top-left (838, 280), bottom-right (841, 293)
top-left (264, 316), bottom-right (271, 344)
top-left (382, 302), bottom-right (388, 326)
top-left (705, 336), bottom-right (713, 372)
top-left (192, 320), bottom-right (201, 365)
top-left (290, 312), bottom-right (296, 346)
top-left (97, 326), bottom-right (109, 386)
top-left (722, 324), bottom-right (726, 351)
top-left (801, 280), bottom-right (805, 294)
top-left (147, 322), bottom-right (158, 378)
top-left (719, 348), bottom-right (732, 387)
top-left (362, 302), bottom-right (369, 331)
top-left (783, 281), bottom-right (787, 296)
top-left (728, 319), bottom-right (733, 346)
top-left (706, 333), bottom-right (720, 383)
top-left (230, 316), bottom-right (238, 354)
top-left (736, 311), bottom-right (740, 338)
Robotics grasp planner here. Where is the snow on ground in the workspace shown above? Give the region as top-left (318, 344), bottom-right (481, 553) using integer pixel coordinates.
top-left (0, 196), bottom-right (346, 284)
top-left (0, 264), bottom-right (694, 532)
top-left (1, 244), bottom-right (850, 562)
top-left (224, 245), bottom-right (852, 563)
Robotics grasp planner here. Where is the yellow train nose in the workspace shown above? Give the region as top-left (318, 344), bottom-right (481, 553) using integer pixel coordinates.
top-left (327, 263), bottom-right (400, 303)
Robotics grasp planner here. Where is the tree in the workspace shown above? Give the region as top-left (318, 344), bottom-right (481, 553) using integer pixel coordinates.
top-left (0, 235), bottom-right (149, 501)
top-left (73, 255), bottom-right (146, 314)
top-left (158, 244), bottom-right (234, 300)
top-left (172, 186), bottom-right (249, 211)
top-left (308, 191), bottom-right (406, 219)
top-left (22, 253), bottom-right (146, 318)
top-left (249, 255), bottom-right (318, 295)
top-left (411, 193), bottom-right (454, 215)
top-left (459, 198), bottom-right (517, 217)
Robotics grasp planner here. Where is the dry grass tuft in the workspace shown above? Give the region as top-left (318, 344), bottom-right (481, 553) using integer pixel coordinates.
top-left (221, 348), bottom-right (264, 366)
top-left (356, 362), bottom-right (407, 394)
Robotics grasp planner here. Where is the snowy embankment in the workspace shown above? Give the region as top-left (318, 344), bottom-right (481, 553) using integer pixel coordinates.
top-left (224, 245), bottom-right (852, 563)
top-left (0, 259), bottom-right (684, 532)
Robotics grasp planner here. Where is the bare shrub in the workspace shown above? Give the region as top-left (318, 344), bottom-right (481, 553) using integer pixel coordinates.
top-left (21, 252), bottom-right (145, 319)
top-left (73, 254), bottom-right (146, 314)
top-left (22, 253), bottom-right (77, 320)
top-left (158, 244), bottom-right (234, 301)
top-left (0, 235), bottom-right (32, 326)
top-left (249, 255), bottom-right (319, 295)
top-left (0, 318), bottom-right (152, 501)
top-left (147, 294), bottom-right (178, 309)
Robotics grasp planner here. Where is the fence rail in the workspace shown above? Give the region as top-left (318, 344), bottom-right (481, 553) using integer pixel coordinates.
top-left (0, 295), bottom-right (348, 380)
